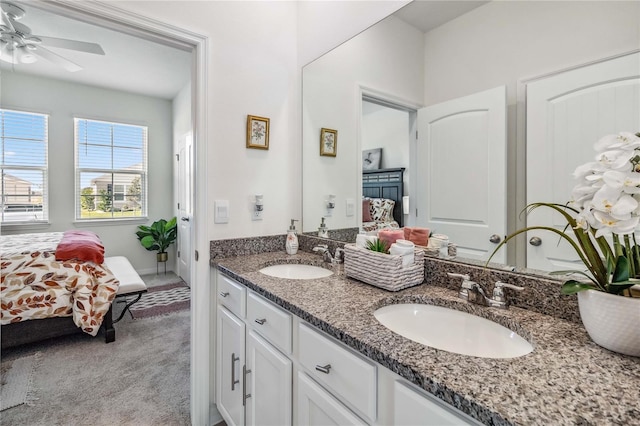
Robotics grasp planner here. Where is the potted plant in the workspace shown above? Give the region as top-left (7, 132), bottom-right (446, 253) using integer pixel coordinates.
top-left (489, 131), bottom-right (640, 357)
top-left (136, 217), bottom-right (178, 263)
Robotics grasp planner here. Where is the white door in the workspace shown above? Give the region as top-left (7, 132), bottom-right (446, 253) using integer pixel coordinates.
top-left (417, 86), bottom-right (507, 263)
top-left (296, 372), bottom-right (364, 426)
top-left (177, 132), bottom-right (192, 285)
top-left (526, 52), bottom-right (640, 271)
top-left (216, 306), bottom-right (246, 426)
top-left (245, 330), bottom-right (292, 426)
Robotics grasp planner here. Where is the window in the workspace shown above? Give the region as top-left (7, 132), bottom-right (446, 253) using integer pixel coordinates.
top-left (1, 109), bottom-right (48, 223)
top-left (75, 118), bottom-right (147, 219)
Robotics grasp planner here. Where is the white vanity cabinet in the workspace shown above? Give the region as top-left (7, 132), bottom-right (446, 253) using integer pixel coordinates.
top-left (297, 371), bottom-right (368, 425)
top-left (216, 273), bottom-right (292, 426)
top-left (215, 271), bottom-right (480, 426)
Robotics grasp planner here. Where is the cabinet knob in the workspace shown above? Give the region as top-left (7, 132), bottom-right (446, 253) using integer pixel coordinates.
top-left (219, 292), bottom-right (229, 298)
top-left (529, 236), bottom-right (542, 246)
top-left (254, 318), bottom-right (267, 325)
top-left (315, 364), bottom-right (331, 374)
top-left (489, 234), bottom-right (502, 244)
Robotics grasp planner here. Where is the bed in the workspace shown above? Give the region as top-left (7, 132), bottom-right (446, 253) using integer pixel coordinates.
top-left (1, 231), bottom-right (120, 349)
top-left (362, 167), bottom-right (405, 232)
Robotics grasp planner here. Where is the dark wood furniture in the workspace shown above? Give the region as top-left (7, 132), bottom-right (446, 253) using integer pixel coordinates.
top-left (363, 167), bottom-right (405, 227)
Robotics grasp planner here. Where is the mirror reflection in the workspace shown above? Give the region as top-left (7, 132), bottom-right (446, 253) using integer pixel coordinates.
top-left (302, 0), bottom-right (640, 274)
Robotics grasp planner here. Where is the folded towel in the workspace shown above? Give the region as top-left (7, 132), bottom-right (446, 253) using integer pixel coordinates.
top-left (408, 227), bottom-right (429, 247)
top-left (378, 229), bottom-right (405, 248)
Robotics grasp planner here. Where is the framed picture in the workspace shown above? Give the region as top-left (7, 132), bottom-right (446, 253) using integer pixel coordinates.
top-left (362, 148), bottom-right (382, 170)
top-left (246, 115), bottom-right (270, 149)
top-left (320, 128), bottom-right (337, 157)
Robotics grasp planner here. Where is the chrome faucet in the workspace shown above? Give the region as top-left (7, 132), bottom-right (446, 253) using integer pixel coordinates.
top-left (313, 245), bottom-right (334, 264)
top-left (312, 245), bottom-right (345, 264)
top-left (488, 281), bottom-right (524, 309)
top-left (447, 273), bottom-right (524, 309)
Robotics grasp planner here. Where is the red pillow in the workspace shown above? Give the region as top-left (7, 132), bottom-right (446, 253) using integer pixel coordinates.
top-left (55, 230), bottom-right (105, 264)
top-left (362, 199), bottom-right (373, 222)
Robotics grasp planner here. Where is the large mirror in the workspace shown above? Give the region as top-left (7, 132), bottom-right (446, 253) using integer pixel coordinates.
top-left (302, 0), bottom-right (640, 273)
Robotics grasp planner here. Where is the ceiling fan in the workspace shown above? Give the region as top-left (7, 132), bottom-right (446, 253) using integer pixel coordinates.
top-left (0, 1), bottom-right (105, 72)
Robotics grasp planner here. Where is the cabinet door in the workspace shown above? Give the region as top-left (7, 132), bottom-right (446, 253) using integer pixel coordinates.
top-left (245, 330), bottom-right (292, 426)
top-left (297, 372), bottom-right (366, 425)
top-left (393, 380), bottom-right (478, 425)
top-left (217, 306), bottom-right (246, 426)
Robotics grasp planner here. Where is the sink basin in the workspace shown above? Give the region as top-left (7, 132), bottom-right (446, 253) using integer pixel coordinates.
top-left (374, 304), bottom-right (533, 358)
top-left (259, 264), bottom-right (333, 280)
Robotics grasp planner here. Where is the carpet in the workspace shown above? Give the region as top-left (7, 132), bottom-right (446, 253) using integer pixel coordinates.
top-left (129, 281), bottom-right (190, 319)
top-left (0, 353), bottom-right (39, 411)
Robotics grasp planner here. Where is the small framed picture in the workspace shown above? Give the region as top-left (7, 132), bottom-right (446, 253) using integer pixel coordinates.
top-left (246, 115), bottom-right (270, 149)
top-left (320, 128), bottom-right (337, 157)
top-left (362, 148), bottom-right (382, 170)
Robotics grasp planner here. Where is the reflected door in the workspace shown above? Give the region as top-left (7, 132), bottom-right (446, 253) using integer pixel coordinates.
top-left (177, 132), bottom-right (192, 285)
top-left (417, 86), bottom-right (507, 263)
top-left (526, 52), bottom-right (640, 271)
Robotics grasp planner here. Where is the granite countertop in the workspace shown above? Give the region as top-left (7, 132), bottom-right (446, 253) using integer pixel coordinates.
top-left (214, 251), bottom-right (640, 426)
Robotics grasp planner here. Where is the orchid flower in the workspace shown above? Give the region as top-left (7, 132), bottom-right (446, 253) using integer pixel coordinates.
top-left (489, 131), bottom-right (640, 297)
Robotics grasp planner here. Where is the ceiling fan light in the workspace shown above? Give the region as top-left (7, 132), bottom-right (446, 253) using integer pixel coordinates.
top-left (0, 43), bottom-right (18, 64)
top-left (17, 46), bottom-right (36, 63)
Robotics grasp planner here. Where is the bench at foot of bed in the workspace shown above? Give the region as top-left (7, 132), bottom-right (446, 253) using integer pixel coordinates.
top-left (102, 256), bottom-right (147, 343)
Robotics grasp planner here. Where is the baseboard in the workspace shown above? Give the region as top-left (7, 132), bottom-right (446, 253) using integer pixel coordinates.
top-left (136, 266), bottom-right (175, 276)
top-left (209, 404), bottom-right (223, 426)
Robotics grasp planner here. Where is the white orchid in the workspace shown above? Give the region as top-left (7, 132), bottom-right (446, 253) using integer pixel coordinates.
top-left (491, 131), bottom-right (640, 297)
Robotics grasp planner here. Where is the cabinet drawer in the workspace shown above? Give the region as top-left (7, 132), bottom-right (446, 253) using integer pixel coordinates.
top-left (217, 273), bottom-right (246, 318)
top-left (247, 291), bottom-right (292, 353)
top-left (298, 323), bottom-right (376, 421)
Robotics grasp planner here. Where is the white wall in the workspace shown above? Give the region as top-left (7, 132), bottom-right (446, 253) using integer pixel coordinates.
top-left (115, 1), bottom-right (300, 241)
top-left (302, 15), bottom-right (423, 232)
top-left (423, 1), bottom-right (640, 106)
top-left (297, 0), bottom-right (411, 67)
top-left (361, 100), bottom-right (411, 199)
top-left (1, 72), bottom-right (174, 273)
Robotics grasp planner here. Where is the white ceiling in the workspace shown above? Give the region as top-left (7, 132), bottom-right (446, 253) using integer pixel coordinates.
top-left (0, 1), bottom-right (486, 100)
top-left (0, 2), bottom-right (191, 100)
top-left (394, 1), bottom-right (489, 33)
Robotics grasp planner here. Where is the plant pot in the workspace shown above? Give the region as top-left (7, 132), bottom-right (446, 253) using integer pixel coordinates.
top-left (577, 289), bottom-right (640, 357)
top-left (157, 252), bottom-right (168, 263)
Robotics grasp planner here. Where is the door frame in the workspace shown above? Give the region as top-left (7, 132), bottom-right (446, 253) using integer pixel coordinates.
top-left (357, 85), bottom-right (421, 226)
top-left (32, 1), bottom-right (210, 424)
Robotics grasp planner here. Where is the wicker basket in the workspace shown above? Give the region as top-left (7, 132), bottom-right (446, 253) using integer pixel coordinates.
top-left (343, 243), bottom-right (425, 291)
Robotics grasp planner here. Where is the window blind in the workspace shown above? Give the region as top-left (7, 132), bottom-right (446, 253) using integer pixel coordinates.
top-left (0, 109), bottom-right (48, 223)
top-left (75, 118), bottom-right (148, 220)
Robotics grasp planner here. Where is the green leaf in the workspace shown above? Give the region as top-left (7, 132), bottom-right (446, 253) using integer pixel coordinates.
top-left (561, 280), bottom-right (596, 294)
top-left (612, 255), bottom-right (630, 283)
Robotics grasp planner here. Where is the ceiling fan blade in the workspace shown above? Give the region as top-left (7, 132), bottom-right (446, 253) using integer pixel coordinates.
top-left (35, 35), bottom-right (105, 55)
top-left (33, 45), bottom-right (82, 72)
top-left (1, 10), bottom-right (15, 32)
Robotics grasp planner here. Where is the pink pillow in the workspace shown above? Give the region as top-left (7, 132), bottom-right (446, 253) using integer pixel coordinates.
top-left (362, 199), bottom-right (373, 222)
top-left (55, 230), bottom-right (105, 264)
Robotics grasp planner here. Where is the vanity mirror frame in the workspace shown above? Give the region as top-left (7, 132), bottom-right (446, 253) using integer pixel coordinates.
top-left (301, 0), bottom-right (640, 278)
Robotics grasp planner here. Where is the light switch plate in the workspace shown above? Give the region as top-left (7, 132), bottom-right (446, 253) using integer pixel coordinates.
top-left (214, 200), bottom-right (229, 224)
top-left (346, 198), bottom-right (355, 217)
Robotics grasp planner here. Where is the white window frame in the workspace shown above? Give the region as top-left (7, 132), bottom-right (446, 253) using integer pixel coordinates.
top-left (0, 108), bottom-right (49, 225)
top-left (74, 118), bottom-right (148, 221)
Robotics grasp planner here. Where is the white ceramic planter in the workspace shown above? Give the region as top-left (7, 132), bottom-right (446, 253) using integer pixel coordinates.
top-left (577, 289), bottom-right (640, 357)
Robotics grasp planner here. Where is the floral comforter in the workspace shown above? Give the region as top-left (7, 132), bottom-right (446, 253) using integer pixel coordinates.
top-left (0, 232), bottom-right (120, 336)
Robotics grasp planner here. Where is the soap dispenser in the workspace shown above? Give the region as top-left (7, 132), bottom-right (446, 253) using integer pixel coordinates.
top-left (318, 217), bottom-right (329, 238)
top-left (286, 219), bottom-right (299, 255)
